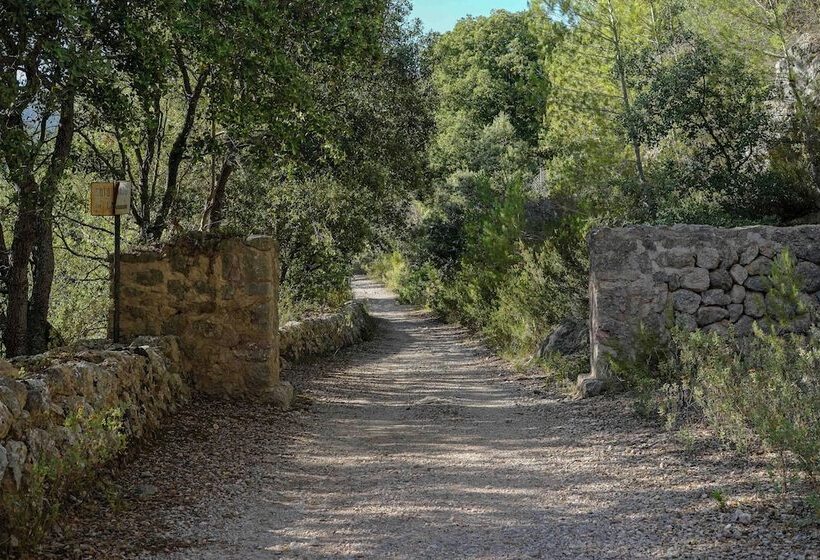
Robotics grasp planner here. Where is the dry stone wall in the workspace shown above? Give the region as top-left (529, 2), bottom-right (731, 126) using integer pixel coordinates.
top-left (279, 301), bottom-right (374, 364)
top-left (584, 225), bottom-right (820, 395)
top-left (0, 337), bottom-right (187, 547)
top-left (119, 234), bottom-right (292, 406)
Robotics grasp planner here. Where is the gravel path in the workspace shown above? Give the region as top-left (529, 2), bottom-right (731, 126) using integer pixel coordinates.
top-left (36, 277), bottom-right (818, 559)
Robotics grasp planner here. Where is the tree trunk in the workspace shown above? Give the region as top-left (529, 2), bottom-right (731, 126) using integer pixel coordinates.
top-left (3, 178), bottom-right (38, 357)
top-left (201, 156), bottom-right (235, 231)
top-left (28, 95), bottom-right (74, 353)
top-left (607, 1), bottom-right (647, 186)
top-left (148, 70), bottom-right (208, 241)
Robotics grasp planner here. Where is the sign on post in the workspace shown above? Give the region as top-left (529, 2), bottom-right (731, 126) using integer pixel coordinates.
top-left (90, 181), bottom-right (131, 216)
top-left (90, 181), bottom-right (131, 343)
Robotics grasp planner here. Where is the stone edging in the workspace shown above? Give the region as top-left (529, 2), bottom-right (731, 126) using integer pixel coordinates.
top-left (279, 301), bottom-right (374, 364)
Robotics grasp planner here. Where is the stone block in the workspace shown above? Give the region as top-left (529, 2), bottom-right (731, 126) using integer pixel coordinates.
top-left (697, 306), bottom-right (730, 326)
top-left (796, 261), bottom-right (820, 292)
top-left (709, 269), bottom-right (733, 291)
top-left (702, 289), bottom-right (731, 306)
top-left (744, 276), bottom-right (769, 292)
top-left (672, 290), bottom-right (701, 314)
top-left (728, 304), bottom-right (744, 323)
top-left (680, 268), bottom-right (710, 292)
top-left (696, 247), bottom-right (721, 270)
top-left (739, 245), bottom-right (758, 265)
top-left (729, 285), bottom-right (746, 304)
top-left (134, 268), bottom-right (165, 287)
top-left (729, 264), bottom-right (748, 285)
top-left (675, 312), bottom-right (697, 332)
top-left (744, 292), bottom-right (766, 318)
top-left (746, 256), bottom-right (773, 276)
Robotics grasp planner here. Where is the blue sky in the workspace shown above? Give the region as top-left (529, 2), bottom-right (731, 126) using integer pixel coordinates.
top-left (410, 0), bottom-right (530, 33)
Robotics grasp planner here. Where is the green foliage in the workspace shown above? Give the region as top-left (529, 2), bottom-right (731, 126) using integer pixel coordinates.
top-left (709, 488), bottom-right (729, 512)
top-left (688, 327), bottom-right (819, 491)
top-left (767, 250), bottom-right (808, 325)
top-left (607, 249), bottom-right (819, 499)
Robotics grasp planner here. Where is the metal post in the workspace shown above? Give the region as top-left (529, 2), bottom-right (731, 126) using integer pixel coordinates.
top-left (113, 182), bottom-right (121, 343)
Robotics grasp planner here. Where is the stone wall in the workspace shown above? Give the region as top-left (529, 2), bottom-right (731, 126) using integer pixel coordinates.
top-left (119, 234), bottom-right (292, 406)
top-left (279, 301), bottom-right (374, 364)
top-left (584, 225), bottom-right (820, 395)
top-left (0, 337), bottom-right (187, 547)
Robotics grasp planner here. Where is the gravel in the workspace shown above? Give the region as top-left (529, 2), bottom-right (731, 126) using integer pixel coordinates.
top-left (32, 277), bottom-right (819, 559)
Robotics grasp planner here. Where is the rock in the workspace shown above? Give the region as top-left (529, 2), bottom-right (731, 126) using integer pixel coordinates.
top-left (746, 256), bottom-right (773, 276)
top-left (22, 379), bottom-right (60, 426)
top-left (0, 359), bottom-right (20, 377)
top-left (0, 445), bottom-right (7, 481)
top-left (672, 290), bottom-right (701, 314)
top-left (26, 427), bottom-right (57, 463)
top-left (697, 306), bottom-right (730, 326)
top-left (703, 321), bottom-right (729, 336)
top-left (744, 276), bottom-right (769, 292)
top-left (536, 318), bottom-right (588, 358)
top-left (675, 313), bottom-right (698, 332)
top-left (0, 377), bottom-right (27, 411)
top-left (0, 385), bottom-right (23, 419)
top-left (744, 292), bottom-right (766, 318)
top-left (577, 376), bottom-right (606, 398)
top-left (730, 508), bottom-right (752, 525)
top-left (697, 247), bottom-right (721, 270)
top-left (729, 285), bottom-right (746, 304)
top-left (5, 440), bottom-right (27, 489)
top-left (796, 261), bottom-right (820, 292)
top-left (702, 289), bottom-right (731, 306)
top-left (734, 315), bottom-right (755, 336)
top-left (663, 249), bottom-right (695, 268)
top-left (680, 268), bottom-right (710, 292)
top-left (728, 304), bottom-right (744, 323)
top-left (729, 264), bottom-right (749, 286)
top-left (261, 381), bottom-right (295, 410)
top-left (758, 243), bottom-right (777, 258)
top-left (710, 269), bottom-right (734, 291)
top-left (42, 365), bottom-right (78, 396)
top-left (0, 401), bottom-right (11, 439)
top-left (739, 244), bottom-right (759, 265)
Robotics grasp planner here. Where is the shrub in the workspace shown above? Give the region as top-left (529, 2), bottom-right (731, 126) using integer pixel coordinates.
top-left (689, 327), bottom-right (819, 491)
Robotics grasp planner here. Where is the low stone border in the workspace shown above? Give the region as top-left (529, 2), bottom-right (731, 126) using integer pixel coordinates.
top-left (0, 336), bottom-right (188, 550)
top-left (279, 301), bottom-right (374, 364)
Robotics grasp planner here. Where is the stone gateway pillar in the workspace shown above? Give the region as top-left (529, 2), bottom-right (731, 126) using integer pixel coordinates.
top-left (117, 234), bottom-right (293, 407)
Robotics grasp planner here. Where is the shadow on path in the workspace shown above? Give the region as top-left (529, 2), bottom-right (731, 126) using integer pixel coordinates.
top-left (35, 277), bottom-right (819, 560)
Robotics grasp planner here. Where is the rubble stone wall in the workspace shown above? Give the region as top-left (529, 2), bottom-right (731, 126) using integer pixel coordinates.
top-left (118, 234), bottom-right (291, 405)
top-left (0, 337), bottom-right (187, 546)
top-left (585, 225), bottom-right (820, 394)
top-left (279, 301), bottom-right (374, 364)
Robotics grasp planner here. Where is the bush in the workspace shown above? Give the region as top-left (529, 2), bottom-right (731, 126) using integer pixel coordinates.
top-left (686, 327), bottom-right (819, 492)
top-left (612, 254), bottom-right (819, 498)
top-left (485, 240), bottom-right (586, 355)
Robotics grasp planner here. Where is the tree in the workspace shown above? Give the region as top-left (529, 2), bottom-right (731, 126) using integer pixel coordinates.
top-left (79, 0), bottom-right (389, 242)
top-left (0, 0), bottom-right (108, 356)
top-left (685, 0), bottom-right (820, 207)
top-left (428, 10), bottom-right (551, 177)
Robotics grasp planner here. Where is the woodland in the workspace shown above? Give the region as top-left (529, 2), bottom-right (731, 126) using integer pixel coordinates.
top-left (1, 0), bottom-right (819, 510)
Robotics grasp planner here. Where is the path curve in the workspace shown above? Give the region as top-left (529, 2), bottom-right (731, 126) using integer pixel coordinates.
top-left (37, 277), bottom-right (818, 559)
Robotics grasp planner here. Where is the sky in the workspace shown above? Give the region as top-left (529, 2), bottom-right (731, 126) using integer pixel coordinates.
top-left (410, 0), bottom-right (530, 33)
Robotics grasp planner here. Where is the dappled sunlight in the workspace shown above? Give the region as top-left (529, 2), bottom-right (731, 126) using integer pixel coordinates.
top-left (34, 277), bottom-right (817, 559)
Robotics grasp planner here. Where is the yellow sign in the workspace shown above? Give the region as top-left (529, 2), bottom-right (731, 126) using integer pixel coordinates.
top-left (90, 181), bottom-right (131, 216)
